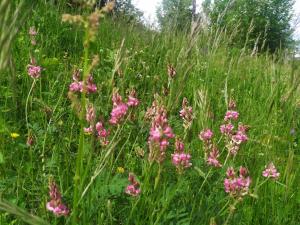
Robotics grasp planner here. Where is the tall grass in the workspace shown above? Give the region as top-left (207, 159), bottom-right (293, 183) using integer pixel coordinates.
top-left (0, 1), bottom-right (299, 224)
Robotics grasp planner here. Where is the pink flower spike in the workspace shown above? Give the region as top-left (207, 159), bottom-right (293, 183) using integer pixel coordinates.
top-left (46, 181), bottom-right (69, 217)
top-left (27, 64), bottom-right (42, 79)
top-left (232, 131), bottom-right (248, 144)
top-left (224, 166), bottom-right (251, 197)
top-left (220, 123), bottom-right (234, 135)
top-left (199, 129), bottom-right (213, 141)
top-left (262, 163), bottom-right (280, 179)
top-left (127, 96), bottom-right (139, 107)
top-left (239, 166), bottom-right (248, 177)
top-left (69, 81), bottom-right (82, 92)
top-left (125, 173), bottom-right (141, 197)
top-left (86, 105), bottom-right (95, 123)
top-left (163, 126), bottom-right (174, 138)
top-left (127, 90), bottom-right (139, 107)
top-left (224, 110), bottom-right (239, 121)
top-left (171, 152), bottom-right (192, 169)
top-left (226, 167), bottom-right (235, 178)
top-left (175, 139), bottom-right (184, 152)
top-left (207, 147), bottom-right (222, 167)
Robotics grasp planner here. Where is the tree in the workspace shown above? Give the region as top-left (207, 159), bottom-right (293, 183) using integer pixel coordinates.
top-left (157, 0), bottom-right (193, 31)
top-left (206, 0), bottom-right (294, 52)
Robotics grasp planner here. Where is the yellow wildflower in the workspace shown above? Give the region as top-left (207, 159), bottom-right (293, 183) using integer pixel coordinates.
top-left (117, 167), bottom-right (125, 174)
top-left (10, 133), bottom-right (20, 138)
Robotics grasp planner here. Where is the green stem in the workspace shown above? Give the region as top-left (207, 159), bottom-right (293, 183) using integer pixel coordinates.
top-left (72, 29), bottom-right (90, 224)
top-left (25, 79), bottom-right (37, 132)
top-left (223, 199), bottom-right (239, 225)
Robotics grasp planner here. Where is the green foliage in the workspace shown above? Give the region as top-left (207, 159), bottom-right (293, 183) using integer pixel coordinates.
top-left (0, 0), bottom-right (299, 224)
top-left (157, 0), bottom-right (193, 31)
top-left (207, 0), bottom-right (294, 52)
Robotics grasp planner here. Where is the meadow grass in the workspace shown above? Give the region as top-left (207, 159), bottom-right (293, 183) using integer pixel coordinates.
top-left (0, 1), bottom-right (299, 224)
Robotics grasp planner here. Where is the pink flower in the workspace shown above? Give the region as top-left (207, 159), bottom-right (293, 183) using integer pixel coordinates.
top-left (199, 129), bottom-right (213, 141)
top-left (86, 75), bottom-right (97, 93)
top-left (109, 103), bottom-right (128, 125)
top-left (148, 105), bottom-right (174, 163)
top-left (125, 184), bottom-right (141, 196)
top-left (160, 139), bottom-right (169, 151)
top-left (163, 126), bottom-right (175, 138)
top-left (224, 167), bottom-right (251, 197)
top-left (95, 121), bottom-right (109, 145)
top-left (68, 72), bottom-right (97, 94)
top-left (232, 131), bottom-right (248, 144)
top-left (27, 64), bottom-right (42, 79)
top-left (179, 98), bottom-right (193, 128)
top-left (175, 139), bottom-right (184, 152)
top-left (109, 91), bottom-right (129, 125)
top-left (207, 147), bottom-right (222, 167)
top-left (226, 167), bottom-right (235, 178)
top-left (86, 105), bottom-right (95, 123)
top-left (84, 126), bottom-right (93, 134)
top-left (220, 123), bottom-right (234, 135)
top-left (125, 173), bottom-right (141, 197)
top-left (171, 153), bottom-right (192, 168)
top-left (127, 90), bottom-right (139, 107)
top-left (262, 163), bottom-right (280, 179)
top-left (224, 111), bottom-right (239, 121)
top-left (149, 126), bottom-right (162, 141)
top-left (238, 123), bottom-right (249, 133)
top-left (46, 181), bottom-right (69, 216)
top-left (127, 96), bottom-right (139, 106)
top-left (69, 81), bottom-right (82, 92)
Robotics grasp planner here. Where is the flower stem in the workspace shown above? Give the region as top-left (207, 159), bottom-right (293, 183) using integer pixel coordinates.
top-left (72, 29), bottom-right (90, 224)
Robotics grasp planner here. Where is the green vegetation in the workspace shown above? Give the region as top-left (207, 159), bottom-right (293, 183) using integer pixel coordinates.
top-left (0, 1), bottom-right (299, 224)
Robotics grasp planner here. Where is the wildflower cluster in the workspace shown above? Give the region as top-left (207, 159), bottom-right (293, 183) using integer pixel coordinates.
top-left (46, 181), bottom-right (69, 216)
top-left (148, 102), bottom-right (175, 163)
top-left (125, 173), bottom-right (141, 197)
top-left (171, 138), bottom-right (192, 173)
top-left (109, 90), bottom-right (139, 125)
top-left (224, 166), bottom-right (251, 198)
top-left (198, 128), bottom-right (217, 163)
top-left (220, 101), bottom-right (249, 155)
